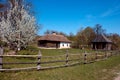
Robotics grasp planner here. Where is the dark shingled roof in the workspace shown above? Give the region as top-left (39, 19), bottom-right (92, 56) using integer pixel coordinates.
top-left (92, 34), bottom-right (112, 43)
top-left (39, 34), bottom-right (71, 43)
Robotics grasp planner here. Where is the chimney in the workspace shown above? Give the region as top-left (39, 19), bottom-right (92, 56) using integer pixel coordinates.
top-left (52, 32), bottom-right (57, 35)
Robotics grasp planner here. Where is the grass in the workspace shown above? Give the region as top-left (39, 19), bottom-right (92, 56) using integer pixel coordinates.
top-left (3, 48), bottom-right (85, 68)
top-left (0, 55), bottom-right (120, 80)
top-left (0, 48), bottom-right (120, 80)
top-left (2, 48), bottom-right (99, 68)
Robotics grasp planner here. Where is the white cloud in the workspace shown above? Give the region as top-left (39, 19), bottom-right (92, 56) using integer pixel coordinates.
top-left (101, 4), bottom-right (120, 17)
top-left (85, 14), bottom-right (96, 22)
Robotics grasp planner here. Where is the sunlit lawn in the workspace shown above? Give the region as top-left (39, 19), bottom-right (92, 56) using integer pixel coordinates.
top-left (0, 48), bottom-right (120, 80)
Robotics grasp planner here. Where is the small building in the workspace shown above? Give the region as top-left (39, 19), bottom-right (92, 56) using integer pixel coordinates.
top-left (38, 33), bottom-right (71, 49)
top-left (92, 34), bottom-right (112, 50)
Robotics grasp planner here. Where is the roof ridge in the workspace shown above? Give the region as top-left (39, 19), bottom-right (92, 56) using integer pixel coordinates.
top-left (39, 34), bottom-right (71, 43)
top-left (101, 34), bottom-right (112, 42)
top-left (92, 34), bottom-right (112, 43)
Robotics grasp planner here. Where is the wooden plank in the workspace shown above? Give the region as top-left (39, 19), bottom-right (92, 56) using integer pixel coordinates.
top-left (2, 58), bottom-right (80, 65)
top-left (0, 62), bottom-right (83, 72)
top-left (0, 55), bottom-right (38, 57)
top-left (0, 54), bottom-right (66, 58)
top-left (0, 67), bottom-right (37, 72)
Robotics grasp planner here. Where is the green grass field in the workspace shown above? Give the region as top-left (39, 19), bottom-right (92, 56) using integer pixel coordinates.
top-left (0, 48), bottom-right (120, 80)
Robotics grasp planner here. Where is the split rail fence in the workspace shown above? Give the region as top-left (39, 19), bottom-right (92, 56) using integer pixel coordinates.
top-left (0, 48), bottom-right (120, 72)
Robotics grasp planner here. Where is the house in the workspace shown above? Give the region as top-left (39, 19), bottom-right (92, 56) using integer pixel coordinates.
top-left (92, 34), bottom-right (112, 50)
top-left (38, 33), bottom-right (71, 49)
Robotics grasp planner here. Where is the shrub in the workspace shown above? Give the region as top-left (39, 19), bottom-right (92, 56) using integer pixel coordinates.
top-left (0, 40), bottom-right (8, 47)
top-left (17, 46), bottom-right (39, 55)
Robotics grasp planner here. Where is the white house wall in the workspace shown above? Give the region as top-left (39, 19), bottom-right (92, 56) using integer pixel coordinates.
top-left (59, 42), bottom-right (71, 49)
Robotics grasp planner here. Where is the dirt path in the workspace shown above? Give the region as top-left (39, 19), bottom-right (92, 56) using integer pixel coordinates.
top-left (114, 73), bottom-right (120, 80)
top-left (114, 76), bottom-right (120, 80)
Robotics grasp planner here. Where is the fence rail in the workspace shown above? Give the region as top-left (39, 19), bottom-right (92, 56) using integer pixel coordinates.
top-left (0, 50), bottom-right (120, 72)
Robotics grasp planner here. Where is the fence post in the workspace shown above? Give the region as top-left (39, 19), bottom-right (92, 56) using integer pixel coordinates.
top-left (115, 51), bottom-right (118, 55)
top-left (84, 51), bottom-right (87, 64)
top-left (105, 51), bottom-right (107, 58)
top-left (65, 50), bottom-right (69, 66)
top-left (0, 46), bottom-right (3, 69)
top-left (110, 51), bottom-right (112, 56)
top-left (37, 50), bottom-right (42, 70)
top-left (95, 52), bottom-right (97, 60)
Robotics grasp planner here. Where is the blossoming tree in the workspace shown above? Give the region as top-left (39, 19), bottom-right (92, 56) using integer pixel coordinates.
top-left (0, 1), bottom-right (38, 51)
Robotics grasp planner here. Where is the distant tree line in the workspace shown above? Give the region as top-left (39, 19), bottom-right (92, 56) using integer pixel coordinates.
top-left (44, 30), bottom-right (67, 36)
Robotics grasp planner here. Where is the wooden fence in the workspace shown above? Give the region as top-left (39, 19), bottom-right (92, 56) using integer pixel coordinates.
top-left (0, 49), bottom-right (120, 72)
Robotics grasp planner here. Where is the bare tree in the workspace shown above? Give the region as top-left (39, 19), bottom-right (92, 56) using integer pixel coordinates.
top-left (94, 24), bottom-right (106, 35)
top-left (0, 2), bottom-right (38, 51)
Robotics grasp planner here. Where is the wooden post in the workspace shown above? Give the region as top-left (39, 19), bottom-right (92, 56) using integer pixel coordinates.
top-left (65, 50), bottom-right (69, 66)
top-left (105, 51), bottom-right (107, 58)
top-left (84, 51), bottom-right (87, 64)
top-left (95, 52), bottom-right (97, 60)
top-left (0, 46), bottom-right (3, 69)
top-left (95, 44), bottom-right (97, 50)
top-left (37, 50), bottom-right (42, 70)
top-left (110, 52), bottom-right (112, 56)
top-left (116, 51), bottom-right (118, 55)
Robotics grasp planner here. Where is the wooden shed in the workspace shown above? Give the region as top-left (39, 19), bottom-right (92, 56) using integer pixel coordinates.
top-left (92, 34), bottom-right (112, 50)
top-left (38, 33), bottom-right (71, 49)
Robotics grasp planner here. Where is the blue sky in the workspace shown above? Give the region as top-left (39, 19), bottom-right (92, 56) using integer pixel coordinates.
top-left (2, 0), bottom-right (120, 35)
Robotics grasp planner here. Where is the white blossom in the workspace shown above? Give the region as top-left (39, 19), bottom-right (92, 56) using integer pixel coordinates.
top-left (0, 4), bottom-right (37, 50)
